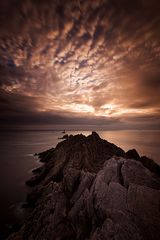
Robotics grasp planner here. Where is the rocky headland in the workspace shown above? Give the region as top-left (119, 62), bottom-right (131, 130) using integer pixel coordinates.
top-left (9, 132), bottom-right (160, 240)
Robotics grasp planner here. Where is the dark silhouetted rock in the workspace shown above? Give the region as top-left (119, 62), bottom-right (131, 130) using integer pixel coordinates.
top-left (32, 166), bottom-right (43, 174)
top-left (36, 148), bottom-right (55, 162)
top-left (58, 134), bottom-right (69, 139)
top-left (140, 156), bottom-right (160, 176)
top-left (126, 149), bottom-right (140, 160)
top-left (26, 167), bottom-right (49, 187)
top-left (8, 132), bottom-right (160, 240)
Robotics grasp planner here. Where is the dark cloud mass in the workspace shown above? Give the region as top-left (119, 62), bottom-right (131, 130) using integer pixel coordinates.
top-left (0, 0), bottom-right (160, 129)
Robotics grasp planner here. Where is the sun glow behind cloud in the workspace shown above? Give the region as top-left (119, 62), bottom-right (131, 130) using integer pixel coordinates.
top-left (0, 0), bottom-right (160, 129)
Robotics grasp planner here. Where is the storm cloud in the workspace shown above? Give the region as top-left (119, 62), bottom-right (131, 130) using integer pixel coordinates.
top-left (0, 0), bottom-right (160, 129)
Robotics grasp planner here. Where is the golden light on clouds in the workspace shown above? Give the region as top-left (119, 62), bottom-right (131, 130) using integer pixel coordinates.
top-left (0, 0), bottom-right (160, 129)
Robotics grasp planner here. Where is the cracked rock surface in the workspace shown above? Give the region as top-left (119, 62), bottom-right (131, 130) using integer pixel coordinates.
top-left (8, 132), bottom-right (160, 240)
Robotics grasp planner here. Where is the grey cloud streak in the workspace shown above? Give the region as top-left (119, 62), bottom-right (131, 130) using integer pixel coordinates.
top-left (0, 0), bottom-right (160, 129)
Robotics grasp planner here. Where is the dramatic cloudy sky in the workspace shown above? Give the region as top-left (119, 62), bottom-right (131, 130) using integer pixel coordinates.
top-left (0, 0), bottom-right (160, 129)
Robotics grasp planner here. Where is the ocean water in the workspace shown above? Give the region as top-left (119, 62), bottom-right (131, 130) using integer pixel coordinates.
top-left (0, 129), bottom-right (159, 238)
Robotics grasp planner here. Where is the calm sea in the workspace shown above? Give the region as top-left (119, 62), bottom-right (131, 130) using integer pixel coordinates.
top-left (0, 130), bottom-right (159, 238)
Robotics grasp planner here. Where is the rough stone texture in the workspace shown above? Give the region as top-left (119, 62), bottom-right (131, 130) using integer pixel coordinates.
top-left (121, 159), bottom-right (160, 189)
top-left (8, 132), bottom-right (160, 240)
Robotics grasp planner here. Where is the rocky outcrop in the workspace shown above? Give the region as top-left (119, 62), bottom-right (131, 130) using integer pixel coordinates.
top-left (8, 132), bottom-right (160, 240)
top-left (126, 149), bottom-right (140, 160)
top-left (140, 155), bottom-right (160, 175)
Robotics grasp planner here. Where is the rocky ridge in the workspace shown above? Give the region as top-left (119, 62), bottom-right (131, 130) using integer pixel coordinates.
top-left (9, 132), bottom-right (160, 240)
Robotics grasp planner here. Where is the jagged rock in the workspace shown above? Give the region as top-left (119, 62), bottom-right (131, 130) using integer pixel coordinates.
top-left (140, 155), bottom-right (160, 175)
top-left (127, 184), bottom-right (160, 224)
top-left (58, 134), bottom-right (69, 139)
top-left (25, 132), bottom-right (125, 188)
top-left (32, 166), bottom-right (43, 174)
top-left (121, 159), bottom-right (160, 189)
top-left (90, 212), bottom-right (143, 240)
top-left (71, 171), bottom-right (95, 204)
top-left (8, 132), bottom-right (160, 240)
top-left (63, 168), bottom-right (80, 193)
top-left (26, 167), bottom-right (49, 186)
top-left (126, 149), bottom-right (140, 160)
top-left (127, 184), bottom-right (160, 240)
top-left (35, 148), bottom-right (55, 162)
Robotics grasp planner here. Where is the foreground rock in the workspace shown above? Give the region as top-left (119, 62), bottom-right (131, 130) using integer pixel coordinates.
top-left (8, 132), bottom-right (160, 240)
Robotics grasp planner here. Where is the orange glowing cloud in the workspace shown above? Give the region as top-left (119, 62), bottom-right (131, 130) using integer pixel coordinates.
top-left (0, 0), bottom-right (160, 129)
